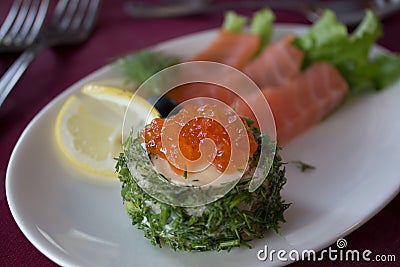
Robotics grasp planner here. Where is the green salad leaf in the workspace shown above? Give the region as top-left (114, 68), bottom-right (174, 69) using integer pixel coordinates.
top-left (293, 10), bottom-right (400, 95)
top-left (250, 8), bottom-right (275, 51)
top-left (222, 11), bottom-right (248, 33)
top-left (223, 9), bottom-right (274, 52)
top-left (371, 53), bottom-right (400, 89)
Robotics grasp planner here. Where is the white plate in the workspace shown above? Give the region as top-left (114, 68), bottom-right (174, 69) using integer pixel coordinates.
top-left (6, 25), bottom-right (400, 267)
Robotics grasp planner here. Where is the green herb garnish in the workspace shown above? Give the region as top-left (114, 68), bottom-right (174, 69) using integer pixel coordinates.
top-left (292, 160), bottom-right (316, 172)
top-left (183, 165), bottom-right (188, 179)
top-left (117, 49), bottom-right (181, 87)
top-left (241, 116), bottom-right (255, 126)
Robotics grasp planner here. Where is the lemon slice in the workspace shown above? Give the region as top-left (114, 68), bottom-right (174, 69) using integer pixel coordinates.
top-left (55, 85), bottom-right (160, 178)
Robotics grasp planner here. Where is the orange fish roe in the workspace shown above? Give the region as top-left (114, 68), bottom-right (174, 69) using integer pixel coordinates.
top-left (142, 105), bottom-right (258, 174)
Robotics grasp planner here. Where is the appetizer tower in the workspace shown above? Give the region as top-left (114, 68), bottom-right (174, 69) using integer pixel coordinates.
top-left (116, 103), bottom-right (288, 251)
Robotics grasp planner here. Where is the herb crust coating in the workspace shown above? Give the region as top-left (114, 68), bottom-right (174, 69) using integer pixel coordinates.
top-left (115, 127), bottom-right (289, 251)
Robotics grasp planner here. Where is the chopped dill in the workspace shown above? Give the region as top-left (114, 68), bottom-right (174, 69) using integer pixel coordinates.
top-left (241, 116), bottom-right (255, 126)
top-left (183, 165), bottom-right (188, 179)
top-left (116, 49), bottom-right (181, 87)
top-left (292, 160), bottom-right (316, 172)
top-left (115, 125), bottom-right (289, 252)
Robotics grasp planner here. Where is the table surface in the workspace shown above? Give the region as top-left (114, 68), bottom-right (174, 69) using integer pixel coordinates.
top-left (1, 1), bottom-right (399, 266)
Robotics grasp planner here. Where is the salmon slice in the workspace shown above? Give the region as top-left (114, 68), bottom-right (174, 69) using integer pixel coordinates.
top-left (235, 62), bottom-right (348, 145)
top-left (243, 34), bottom-right (304, 88)
top-left (190, 29), bottom-right (260, 70)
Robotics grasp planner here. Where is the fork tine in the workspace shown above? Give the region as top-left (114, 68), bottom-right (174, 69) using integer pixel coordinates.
top-left (70, 0), bottom-right (90, 30)
top-left (82, 0), bottom-right (100, 32)
top-left (53, 0), bottom-right (100, 37)
top-left (58, 0), bottom-right (80, 31)
top-left (51, 0), bottom-right (69, 26)
top-left (70, 0), bottom-right (100, 31)
top-left (0, 0), bottom-right (23, 40)
top-left (24, 0), bottom-right (49, 45)
top-left (15, 0), bottom-right (41, 44)
top-left (4, 0), bottom-right (32, 43)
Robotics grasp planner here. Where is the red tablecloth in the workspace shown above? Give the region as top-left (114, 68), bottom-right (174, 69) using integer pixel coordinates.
top-left (1, 1), bottom-right (399, 266)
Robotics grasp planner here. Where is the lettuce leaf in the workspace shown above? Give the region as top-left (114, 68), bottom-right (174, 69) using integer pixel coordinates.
top-left (293, 10), bottom-right (400, 95)
top-left (250, 8), bottom-right (275, 51)
top-left (222, 11), bottom-right (247, 33)
top-left (223, 9), bottom-right (275, 50)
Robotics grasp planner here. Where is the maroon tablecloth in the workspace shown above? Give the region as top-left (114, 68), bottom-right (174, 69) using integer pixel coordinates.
top-left (1, 1), bottom-right (399, 266)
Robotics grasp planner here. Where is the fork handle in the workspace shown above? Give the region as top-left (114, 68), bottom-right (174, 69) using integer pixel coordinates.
top-left (0, 45), bottom-right (43, 107)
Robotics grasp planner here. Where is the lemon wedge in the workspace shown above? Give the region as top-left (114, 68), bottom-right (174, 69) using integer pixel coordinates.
top-left (55, 85), bottom-right (160, 178)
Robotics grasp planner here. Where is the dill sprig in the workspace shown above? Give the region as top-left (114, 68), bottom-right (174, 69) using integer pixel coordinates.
top-left (117, 49), bottom-right (181, 87)
top-left (291, 160), bottom-right (316, 172)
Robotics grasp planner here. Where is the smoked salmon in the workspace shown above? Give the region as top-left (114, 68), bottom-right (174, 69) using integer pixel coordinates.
top-left (189, 9), bottom-right (275, 70)
top-left (235, 62), bottom-right (349, 144)
top-left (243, 34), bottom-right (304, 88)
top-left (190, 29), bottom-right (260, 70)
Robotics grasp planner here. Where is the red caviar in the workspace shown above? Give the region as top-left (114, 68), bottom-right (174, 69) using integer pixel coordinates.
top-left (142, 106), bottom-right (258, 174)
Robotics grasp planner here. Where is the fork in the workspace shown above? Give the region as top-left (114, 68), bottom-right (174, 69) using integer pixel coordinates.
top-left (0, 0), bottom-right (100, 108)
top-left (0, 0), bottom-right (50, 53)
